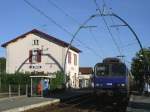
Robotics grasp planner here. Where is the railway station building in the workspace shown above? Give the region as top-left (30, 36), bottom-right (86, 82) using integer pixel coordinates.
top-left (1, 29), bottom-right (81, 88)
top-left (79, 67), bottom-right (93, 88)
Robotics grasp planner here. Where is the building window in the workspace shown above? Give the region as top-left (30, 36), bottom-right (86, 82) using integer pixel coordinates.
top-left (68, 51), bottom-right (71, 64)
top-left (74, 54), bottom-right (77, 65)
top-left (33, 39), bottom-right (39, 45)
top-left (29, 66), bottom-right (32, 69)
top-left (29, 49), bottom-right (42, 63)
top-left (50, 64), bottom-right (53, 68)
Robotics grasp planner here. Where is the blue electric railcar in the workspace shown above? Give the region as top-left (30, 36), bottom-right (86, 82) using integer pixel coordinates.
top-left (93, 57), bottom-right (130, 96)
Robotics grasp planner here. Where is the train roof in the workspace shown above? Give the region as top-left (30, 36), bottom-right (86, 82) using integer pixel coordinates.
top-left (103, 57), bottom-right (121, 63)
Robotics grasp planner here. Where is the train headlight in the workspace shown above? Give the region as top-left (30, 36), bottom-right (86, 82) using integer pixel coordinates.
top-left (121, 84), bottom-right (125, 87)
top-left (99, 84), bottom-right (103, 87)
top-left (91, 82), bottom-right (94, 87)
top-left (117, 83), bottom-right (125, 87)
top-left (96, 83), bottom-right (99, 87)
top-left (95, 83), bottom-right (103, 87)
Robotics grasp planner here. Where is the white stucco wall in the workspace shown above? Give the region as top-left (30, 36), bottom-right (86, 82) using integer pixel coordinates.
top-left (6, 33), bottom-right (66, 74)
top-left (78, 74), bottom-right (92, 88)
top-left (79, 74), bottom-right (92, 79)
top-left (65, 49), bottom-right (79, 88)
top-left (5, 33), bottom-right (80, 88)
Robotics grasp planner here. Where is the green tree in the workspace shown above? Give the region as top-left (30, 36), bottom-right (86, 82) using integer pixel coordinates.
top-left (50, 71), bottom-right (65, 91)
top-left (0, 57), bottom-right (6, 74)
top-left (131, 48), bottom-right (150, 91)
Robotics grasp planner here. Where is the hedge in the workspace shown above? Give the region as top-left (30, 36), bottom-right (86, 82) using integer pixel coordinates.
top-left (0, 71), bottom-right (65, 91)
top-left (0, 73), bottom-right (30, 85)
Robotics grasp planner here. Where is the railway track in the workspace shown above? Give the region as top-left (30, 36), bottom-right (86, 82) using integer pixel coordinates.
top-left (25, 93), bottom-right (129, 112)
top-left (25, 93), bottom-right (94, 112)
top-left (55, 93), bottom-right (94, 111)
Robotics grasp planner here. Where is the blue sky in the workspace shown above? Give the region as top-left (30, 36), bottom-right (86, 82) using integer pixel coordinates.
top-left (0, 0), bottom-right (150, 67)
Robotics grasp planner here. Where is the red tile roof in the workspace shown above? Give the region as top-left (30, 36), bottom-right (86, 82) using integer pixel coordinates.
top-left (79, 67), bottom-right (93, 74)
top-left (1, 29), bottom-right (81, 53)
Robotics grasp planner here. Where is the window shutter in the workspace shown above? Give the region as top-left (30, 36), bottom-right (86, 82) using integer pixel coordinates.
top-left (29, 50), bottom-right (32, 63)
top-left (68, 51), bottom-right (71, 64)
top-left (37, 50), bottom-right (42, 62)
top-left (74, 54), bottom-right (77, 65)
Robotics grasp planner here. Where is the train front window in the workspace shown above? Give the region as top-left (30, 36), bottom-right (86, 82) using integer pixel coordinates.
top-left (95, 64), bottom-right (109, 76)
top-left (111, 64), bottom-right (126, 76)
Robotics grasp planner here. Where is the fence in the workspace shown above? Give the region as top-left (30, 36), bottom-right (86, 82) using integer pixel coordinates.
top-left (0, 72), bottom-right (65, 98)
top-left (0, 73), bottom-right (30, 98)
top-left (0, 84), bottom-right (28, 98)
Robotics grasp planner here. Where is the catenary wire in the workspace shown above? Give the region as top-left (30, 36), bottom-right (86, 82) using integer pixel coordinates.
top-left (47, 0), bottom-right (81, 25)
top-left (23, 0), bottom-right (101, 57)
top-left (47, 0), bottom-right (104, 57)
top-left (89, 28), bottom-right (106, 56)
top-left (94, 0), bottom-right (122, 56)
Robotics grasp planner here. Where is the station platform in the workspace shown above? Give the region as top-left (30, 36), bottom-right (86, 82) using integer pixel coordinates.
top-left (0, 89), bottom-right (91, 112)
top-left (127, 94), bottom-right (150, 112)
top-left (0, 96), bottom-right (59, 112)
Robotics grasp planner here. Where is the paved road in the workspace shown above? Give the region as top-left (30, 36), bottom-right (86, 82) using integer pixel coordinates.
top-left (127, 95), bottom-right (150, 112)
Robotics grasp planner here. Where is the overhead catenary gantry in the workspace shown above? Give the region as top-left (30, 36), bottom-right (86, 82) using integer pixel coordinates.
top-left (64, 11), bottom-right (149, 84)
top-left (24, 0), bottom-right (149, 89)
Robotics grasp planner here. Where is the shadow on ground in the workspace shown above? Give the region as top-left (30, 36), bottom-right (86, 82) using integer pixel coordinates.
top-left (129, 101), bottom-right (150, 110)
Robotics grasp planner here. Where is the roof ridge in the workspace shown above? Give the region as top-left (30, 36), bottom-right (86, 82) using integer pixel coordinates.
top-left (1, 29), bottom-right (81, 53)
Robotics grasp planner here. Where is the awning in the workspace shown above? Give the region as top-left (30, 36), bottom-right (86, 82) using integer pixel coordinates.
top-left (30, 75), bottom-right (56, 78)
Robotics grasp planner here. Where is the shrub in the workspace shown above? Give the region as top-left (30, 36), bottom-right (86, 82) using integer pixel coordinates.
top-left (50, 71), bottom-right (65, 90)
top-left (0, 73), bottom-right (30, 85)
